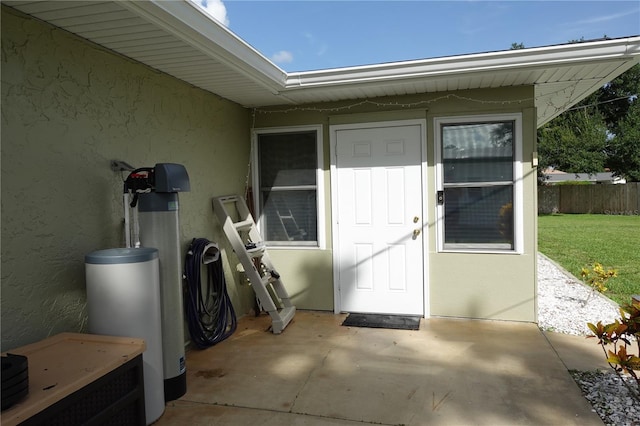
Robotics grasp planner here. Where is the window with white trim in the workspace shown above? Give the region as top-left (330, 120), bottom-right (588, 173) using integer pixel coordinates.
top-left (253, 126), bottom-right (322, 247)
top-left (435, 114), bottom-right (522, 252)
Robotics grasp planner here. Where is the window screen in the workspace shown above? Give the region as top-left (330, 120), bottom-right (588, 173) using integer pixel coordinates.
top-left (440, 121), bottom-right (515, 250)
top-left (257, 130), bottom-right (318, 245)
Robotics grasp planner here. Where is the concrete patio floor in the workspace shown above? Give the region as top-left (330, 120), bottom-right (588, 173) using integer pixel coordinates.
top-left (156, 311), bottom-right (608, 425)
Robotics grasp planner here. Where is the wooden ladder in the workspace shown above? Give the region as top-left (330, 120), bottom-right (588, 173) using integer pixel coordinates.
top-left (212, 195), bottom-right (295, 334)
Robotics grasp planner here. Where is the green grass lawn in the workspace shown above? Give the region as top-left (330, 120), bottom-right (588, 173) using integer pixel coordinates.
top-left (538, 214), bottom-right (640, 305)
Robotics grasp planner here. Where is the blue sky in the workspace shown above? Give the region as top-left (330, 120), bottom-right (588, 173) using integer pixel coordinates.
top-left (191, 1), bottom-right (640, 72)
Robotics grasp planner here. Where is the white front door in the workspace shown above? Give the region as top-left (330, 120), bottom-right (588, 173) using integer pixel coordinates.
top-left (333, 123), bottom-right (425, 315)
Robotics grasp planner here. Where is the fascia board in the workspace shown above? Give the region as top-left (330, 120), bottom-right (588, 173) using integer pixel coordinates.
top-left (89, 4), bottom-right (640, 100)
top-left (120, 0), bottom-right (287, 94)
top-left (285, 37), bottom-right (640, 89)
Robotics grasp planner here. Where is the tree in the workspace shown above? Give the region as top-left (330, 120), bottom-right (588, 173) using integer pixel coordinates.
top-left (595, 64), bottom-right (640, 136)
top-left (537, 64), bottom-right (640, 181)
top-left (511, 39), bottom-right (640, 182)
top-left (607, 99), bottom-right (640, 181)
top-left (538, 109), bottom-right (609, 175)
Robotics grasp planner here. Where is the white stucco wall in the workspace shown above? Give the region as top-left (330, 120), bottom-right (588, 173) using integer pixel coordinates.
top-left (1, 6), bottom-right (254, 351)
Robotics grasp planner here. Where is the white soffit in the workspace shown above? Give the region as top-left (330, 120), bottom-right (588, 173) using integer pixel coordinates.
top-left (5, 1), bottom-right (640, 126)
top-left (3, 0), bottom-right (290, 107)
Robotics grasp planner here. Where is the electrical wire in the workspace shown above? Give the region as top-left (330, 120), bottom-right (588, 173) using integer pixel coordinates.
top-left (183, 238), bottom-right (237, 348)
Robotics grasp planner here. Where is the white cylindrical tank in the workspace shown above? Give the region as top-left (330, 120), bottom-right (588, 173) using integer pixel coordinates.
top-left (85, 247), bottom-right (165, 425)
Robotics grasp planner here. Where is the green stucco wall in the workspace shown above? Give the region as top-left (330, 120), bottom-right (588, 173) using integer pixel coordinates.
top-left (268, 249), bottom-right (335, 311)
top-left (1, 7), bottom-right (255, 351)
top-left (1, 7), bottom-right (539, 352)
top-left (254, 88), bottom-right (538, 322)
top-left (427, 106), bottom-right (538, 321)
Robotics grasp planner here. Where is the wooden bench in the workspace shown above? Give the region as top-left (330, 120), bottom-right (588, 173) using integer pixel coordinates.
top-left (2, 333), bottom-right (146, 426)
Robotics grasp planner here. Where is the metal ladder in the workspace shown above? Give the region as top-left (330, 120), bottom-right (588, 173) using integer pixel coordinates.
top-left (212, 195), bottom-right (295, 334)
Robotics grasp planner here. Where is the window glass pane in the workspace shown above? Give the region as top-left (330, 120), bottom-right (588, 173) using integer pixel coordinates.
top-left (444, 186), bottom-right (513, 247)
top-left (258, 131), bottom-right (317, 187)
top-left (442, 122), bottom-right (513, 183)
top-left (257, 129), bottom-right (318, 245)
top-left (261, 190), bottom-right (317, 243)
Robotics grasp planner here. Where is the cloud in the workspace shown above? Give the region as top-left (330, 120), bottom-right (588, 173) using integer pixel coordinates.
top-left (316, 43), bottom-right (328, 57)
top-left (303, 32), bottom-right (328, 57)
top-left (570, 8), bottom-right (639, 26)
top-left (190, 0), bottom-right (229, 26)
top-left (271, 50), bottom-right (294, 64)
top-left (557, 7), bottom-right (639, 42)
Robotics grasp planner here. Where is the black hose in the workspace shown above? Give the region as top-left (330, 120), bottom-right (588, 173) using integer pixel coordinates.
top-left (184, 238), bottom-right (237, 348)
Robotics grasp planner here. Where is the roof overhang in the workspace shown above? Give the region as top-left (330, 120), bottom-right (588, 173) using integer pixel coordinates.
top-left (5, 0), bottom-right (640, 127)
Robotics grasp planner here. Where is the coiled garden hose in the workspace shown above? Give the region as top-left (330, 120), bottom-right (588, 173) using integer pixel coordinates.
top-left (184, 238), bottom-right (237, 348)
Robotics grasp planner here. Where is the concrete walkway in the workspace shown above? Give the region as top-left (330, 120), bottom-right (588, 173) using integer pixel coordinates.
top-left (156, 311), bottom-right (606, 425)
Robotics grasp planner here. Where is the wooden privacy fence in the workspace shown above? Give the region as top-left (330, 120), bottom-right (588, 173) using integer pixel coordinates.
top-left (538, 182), bottom-right (640, 215)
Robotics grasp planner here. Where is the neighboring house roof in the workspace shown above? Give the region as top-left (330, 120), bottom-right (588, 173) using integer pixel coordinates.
top-left (542, 168), bottom-right (627, 184)
top-left (5, 1), bottom-right (640, 126)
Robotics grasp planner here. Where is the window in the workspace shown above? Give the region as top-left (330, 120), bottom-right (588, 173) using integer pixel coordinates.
top-left (253, 126), bottom-right (323, 247)
top-left (435, 114), bottom-right (522, 252)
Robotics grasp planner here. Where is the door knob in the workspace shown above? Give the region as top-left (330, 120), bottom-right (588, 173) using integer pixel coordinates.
top-left (412, 228), bottom-right (421, 239)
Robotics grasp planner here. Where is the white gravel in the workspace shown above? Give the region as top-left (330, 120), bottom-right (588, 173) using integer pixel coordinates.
top-left (537, 253), bottom-right (621, 335)
top-left (537, 253), bottom-right (639, 425)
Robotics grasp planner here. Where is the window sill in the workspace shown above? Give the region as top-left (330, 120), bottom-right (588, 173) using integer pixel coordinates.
top-left (266, 244), bottom-right (323, 250)
top-left (438, 249), bottom-right (523, 255)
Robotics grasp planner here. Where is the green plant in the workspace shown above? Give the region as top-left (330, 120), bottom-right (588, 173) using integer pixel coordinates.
top-left (538, 214), bottom-right (640, 305)
top-left (498, 202), bottom-right (513, 238)
top-left (581, 262), bottom-right (617, 293)
top-left (588, 298), bottom-right (640, 399)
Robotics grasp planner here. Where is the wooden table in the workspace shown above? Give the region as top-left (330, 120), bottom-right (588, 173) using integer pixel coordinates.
top-left (1, 333), bottom-right (146, 426)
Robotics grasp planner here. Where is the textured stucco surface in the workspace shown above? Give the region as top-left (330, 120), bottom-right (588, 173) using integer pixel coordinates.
top-left (1, 7), bottom-right (254, 351)
top-left (1, 5), bottom-right (540, 351)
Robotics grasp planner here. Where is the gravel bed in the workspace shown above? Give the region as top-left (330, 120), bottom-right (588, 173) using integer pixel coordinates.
top-left (537, 253), bottom-right (639, 425)
top-left (537, 253), bottom-right (621, 335)
top-left (570, 371), bottom-right (639, 426)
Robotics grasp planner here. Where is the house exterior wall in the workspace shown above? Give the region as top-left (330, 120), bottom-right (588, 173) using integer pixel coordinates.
top-left (254, 88), bottom-right (538, 322)
top-left (428, 106), bottom-right (538, 321)
top-left (1, 7), bottom-right (539, 353)
top-left (1, 7), bottom-right (255, 351)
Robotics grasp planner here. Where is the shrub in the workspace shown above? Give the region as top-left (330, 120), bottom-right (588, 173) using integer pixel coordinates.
top-left (588, 298), bottom-right (640, 400)
top-left (581, 262), bottom-right (617, 293)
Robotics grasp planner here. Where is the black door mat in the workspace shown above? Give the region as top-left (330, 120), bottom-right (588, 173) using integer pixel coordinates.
top-left (341, 313), bottom-right (420, 330)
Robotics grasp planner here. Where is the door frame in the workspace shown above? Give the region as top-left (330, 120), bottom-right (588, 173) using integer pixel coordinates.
top-left (329, 119), bottom-right (430, 317)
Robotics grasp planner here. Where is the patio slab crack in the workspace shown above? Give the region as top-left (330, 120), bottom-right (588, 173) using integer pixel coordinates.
top-left (288, 347), bottom-right (332, 415)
